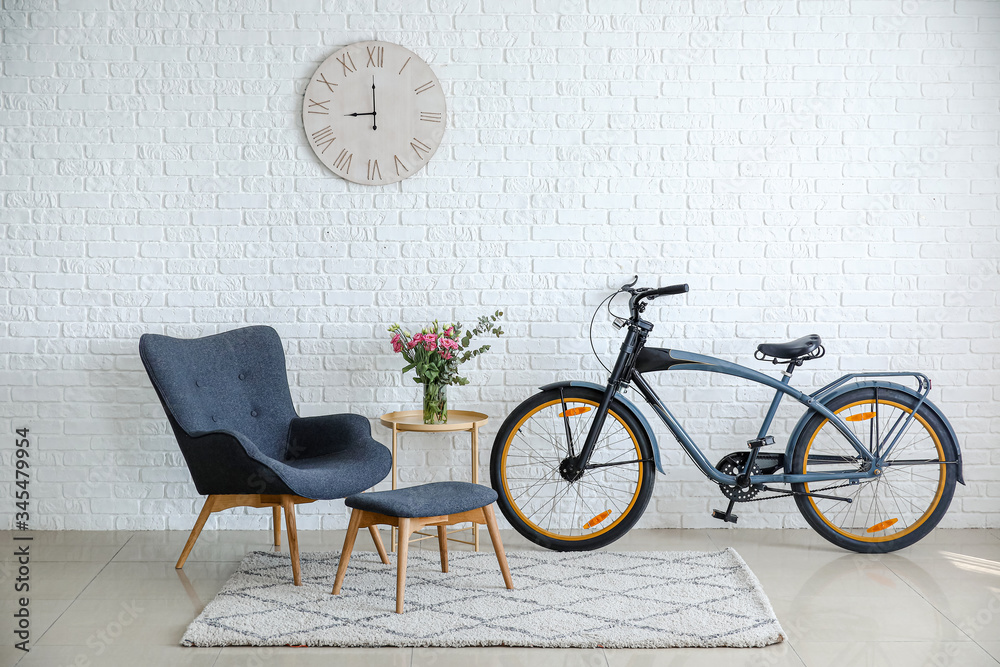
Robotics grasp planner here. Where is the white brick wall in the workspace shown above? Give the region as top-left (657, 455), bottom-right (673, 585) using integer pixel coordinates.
top-left (1, 0), bottom-right (998, 531)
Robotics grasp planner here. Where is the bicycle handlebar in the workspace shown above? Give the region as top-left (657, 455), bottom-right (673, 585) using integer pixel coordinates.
top-left (617, 276), bottom-right (689, 300)
top-left (640, 283), bottom-right (689, 300)
top-left (619, 279), bottom-right (689, 319)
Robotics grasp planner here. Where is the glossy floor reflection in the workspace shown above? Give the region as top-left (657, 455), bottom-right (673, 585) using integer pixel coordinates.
top-left (2, 528), bottom-right (998, 666)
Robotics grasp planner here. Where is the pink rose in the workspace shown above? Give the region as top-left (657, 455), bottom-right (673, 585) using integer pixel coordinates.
top-left (422, 334), bottom-right (437, 351)
top-left (408, 333), bottom-right (422, 349)
top-left (391, 333), bottom-right (403, 353)
top-left (440, 338), bottom-right (459, 350)
top-left (444, 326), bottom-right (455, 337)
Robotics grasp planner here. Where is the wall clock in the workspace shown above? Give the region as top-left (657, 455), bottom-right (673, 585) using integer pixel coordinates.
top-left (302, 41), bottom-right (446, 186)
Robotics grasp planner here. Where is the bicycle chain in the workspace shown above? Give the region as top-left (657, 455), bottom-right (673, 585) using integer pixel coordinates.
top-left (743, 480), bottom-right (860, 503)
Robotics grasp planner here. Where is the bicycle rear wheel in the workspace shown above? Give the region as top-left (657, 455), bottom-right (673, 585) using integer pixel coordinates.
top-left (490, 386), bottom-right (655, 551)
top-left (790, 387), bottom-right (958, 553)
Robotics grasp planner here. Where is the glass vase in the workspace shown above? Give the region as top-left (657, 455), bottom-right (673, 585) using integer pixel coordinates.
top-left (422, 381), bottom-right (448, 425)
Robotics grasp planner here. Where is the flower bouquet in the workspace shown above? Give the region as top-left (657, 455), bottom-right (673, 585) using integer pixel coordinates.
top-left (388, 311), bottom-right (504, 424)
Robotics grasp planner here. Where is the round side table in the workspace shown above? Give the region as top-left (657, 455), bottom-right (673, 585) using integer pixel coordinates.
top-left (379, 410), bottom-right (489, 551)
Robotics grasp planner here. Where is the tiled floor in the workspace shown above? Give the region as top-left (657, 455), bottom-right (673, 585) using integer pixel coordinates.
top-left (3, 528), bottom-right (998, 666)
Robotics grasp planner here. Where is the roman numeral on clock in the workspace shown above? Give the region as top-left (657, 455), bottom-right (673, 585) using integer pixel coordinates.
top-left (394, 154), bottom-right (408, 176)
top-left (367, 159), bottom-right (382, 181)
top-left (366, 45), bottom-right (384, 68)
top-left (410, 137), bottom-right (431, 159)
top-left (311, 126), bottom-right (336, 153)
top-left (333, 149), bottom-right (353, 173)
top-left (419, 111), bottom-right (442, 123)
top-left (317, 74), bottom-right (338, 93)
top-left (307, 98), bottom-right (330, 114)
top-left (414, 81), bottom-right (435, 95)
top-left (337, 52), bottom-right (356, 76)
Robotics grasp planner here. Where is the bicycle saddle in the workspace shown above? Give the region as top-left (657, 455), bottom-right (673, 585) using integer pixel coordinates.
top-left (756, 334), bottom-right (822, 361)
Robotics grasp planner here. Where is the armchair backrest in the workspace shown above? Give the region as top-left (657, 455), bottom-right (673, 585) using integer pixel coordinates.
top-left (139, 326), bottom-right (297, 461)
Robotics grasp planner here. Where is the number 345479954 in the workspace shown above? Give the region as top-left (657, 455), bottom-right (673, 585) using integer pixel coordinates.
top-left (14, 428), bottom-right (29, 518)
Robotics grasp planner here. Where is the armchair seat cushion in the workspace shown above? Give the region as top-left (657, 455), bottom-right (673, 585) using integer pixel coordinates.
top-left (345, 482), bottom-right (498, 518)
top-left (277, 437), bottom-right (392, 500)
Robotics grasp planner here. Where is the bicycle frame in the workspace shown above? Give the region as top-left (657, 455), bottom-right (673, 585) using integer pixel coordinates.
top-left (574, 319), bottom-right (932, 488)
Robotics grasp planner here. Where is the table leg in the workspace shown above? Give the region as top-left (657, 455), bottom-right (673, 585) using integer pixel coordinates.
top-left (391, 425), bottom-right (398, 552)
top-left (472, 426), bottom-right (480, 551)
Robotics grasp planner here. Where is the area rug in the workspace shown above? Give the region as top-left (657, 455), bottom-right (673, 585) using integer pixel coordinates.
top-left (181, 547), bottom-right (784, 648)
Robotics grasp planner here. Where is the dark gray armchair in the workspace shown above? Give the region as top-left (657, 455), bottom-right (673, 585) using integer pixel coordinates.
top-left (139, 325), bottom-right (392, 585)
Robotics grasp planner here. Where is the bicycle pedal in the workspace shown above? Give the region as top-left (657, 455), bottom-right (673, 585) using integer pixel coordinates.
top-left (712, 509), bottom-right (739, 524)
top-left (747, 435), bottom-right (775, 449)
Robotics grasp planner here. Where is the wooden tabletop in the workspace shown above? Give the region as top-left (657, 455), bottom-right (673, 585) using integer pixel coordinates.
top-left (379, 410), bottom-right (489, 432)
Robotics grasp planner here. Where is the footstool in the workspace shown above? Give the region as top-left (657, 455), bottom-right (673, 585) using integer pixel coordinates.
top-left (332, 481), bottom-right (514, 613)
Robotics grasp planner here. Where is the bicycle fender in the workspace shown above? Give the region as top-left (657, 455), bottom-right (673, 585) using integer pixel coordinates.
top-left (783, 380), bottom-right (964, 485)
top-left (539, 380), bottom-right (664, 475)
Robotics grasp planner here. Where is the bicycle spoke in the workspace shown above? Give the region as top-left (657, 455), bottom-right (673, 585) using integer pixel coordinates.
top-left (519, 420), bottom-right (565, 454)
top-left (510, 470), bottom-right (561, 506)
top-left (513, 428), bottom-right (561, 460)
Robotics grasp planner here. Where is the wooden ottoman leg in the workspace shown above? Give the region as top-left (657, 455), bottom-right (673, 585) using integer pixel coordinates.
top-left (369, 526), bottom-right (390, 565)
top-left (483, 504), bottom-right (514, 590)
top-left (437, 525), bottom-right (448, 573)
top-left (396, 517), bottom-right (411, 614)
top-left (333, 509), bottom-right (363, 595)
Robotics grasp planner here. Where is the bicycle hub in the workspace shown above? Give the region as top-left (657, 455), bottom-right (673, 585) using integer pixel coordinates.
top-left (559, 457), bottom-right (585, 483)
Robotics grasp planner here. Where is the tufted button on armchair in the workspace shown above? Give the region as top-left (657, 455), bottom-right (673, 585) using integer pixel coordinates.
top-left (139, 325), bottom-right (392, 585)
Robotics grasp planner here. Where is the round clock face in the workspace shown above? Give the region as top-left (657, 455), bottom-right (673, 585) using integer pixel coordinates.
top-left (302, 41), bottom-right (446, 185)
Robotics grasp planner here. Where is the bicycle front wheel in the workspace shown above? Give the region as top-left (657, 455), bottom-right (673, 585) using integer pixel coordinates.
top-left (790, 386), bottom-right (958, 553)
top-left (490, 386), bottom-right (656, 551)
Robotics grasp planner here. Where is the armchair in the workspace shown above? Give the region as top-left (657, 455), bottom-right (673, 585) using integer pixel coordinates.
top-left (139, 325), bottom-right (392, 585)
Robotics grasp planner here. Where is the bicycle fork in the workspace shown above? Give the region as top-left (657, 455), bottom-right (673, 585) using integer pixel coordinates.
top-left (569, 324), bottom-right (649, 478)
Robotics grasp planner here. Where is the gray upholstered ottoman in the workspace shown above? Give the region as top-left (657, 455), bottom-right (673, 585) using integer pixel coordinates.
top-left (332, 481), bottom-right (514, 613)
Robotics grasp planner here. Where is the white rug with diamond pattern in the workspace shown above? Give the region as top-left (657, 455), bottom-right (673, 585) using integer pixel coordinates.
top-left (181, 547), bottom-right (783, 648)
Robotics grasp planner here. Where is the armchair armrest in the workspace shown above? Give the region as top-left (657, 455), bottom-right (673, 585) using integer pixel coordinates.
top-left (285, 413), bottom-right (375, 461)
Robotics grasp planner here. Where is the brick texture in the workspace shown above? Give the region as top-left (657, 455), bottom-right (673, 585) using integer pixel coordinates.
top-left (1, 1), bottom-right (998, 531)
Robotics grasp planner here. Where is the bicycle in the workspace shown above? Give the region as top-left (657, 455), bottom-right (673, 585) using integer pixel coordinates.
top-left (489, 277), bottom-right (965, 554)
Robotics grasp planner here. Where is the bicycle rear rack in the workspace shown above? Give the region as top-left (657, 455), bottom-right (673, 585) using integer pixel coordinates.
top-left (811, 371), bottom-right (931, 401)
top-left (809, 371), bottom-right (932, 469)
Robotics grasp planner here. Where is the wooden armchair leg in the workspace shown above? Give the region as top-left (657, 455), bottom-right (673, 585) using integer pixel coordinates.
top-left (281, 496), bottom-right (302, 586)
top-left (176, 496), bottom-right (216, 569)
top-left (272, 506), bottom-right (281, 546)
top-left (333, 509), bottom-right (363, 595)
top-left (369, 526), bottom-right (390, 565)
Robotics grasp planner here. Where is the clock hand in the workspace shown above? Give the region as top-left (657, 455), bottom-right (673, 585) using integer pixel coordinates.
top-left (345, 112), bottom-right (376, 117)
top-left (371, 76), bottom-right (377, 131)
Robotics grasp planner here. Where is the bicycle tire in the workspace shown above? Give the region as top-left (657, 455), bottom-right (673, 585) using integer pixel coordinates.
top-left (790, 387), bottom-right (958, 553)
top-left (490, 386), bottom-right (656, 551)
